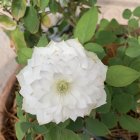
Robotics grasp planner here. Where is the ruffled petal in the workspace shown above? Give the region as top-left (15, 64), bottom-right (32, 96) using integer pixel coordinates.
top-left (17, 39), bottom-right (107, 125)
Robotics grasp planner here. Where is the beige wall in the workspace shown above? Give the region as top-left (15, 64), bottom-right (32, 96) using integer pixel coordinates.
top-left (97, 0), bottom-right (140, 24)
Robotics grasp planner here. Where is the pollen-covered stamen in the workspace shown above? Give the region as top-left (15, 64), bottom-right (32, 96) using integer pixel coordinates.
top-left (56, 80), bottom-right (69, 94)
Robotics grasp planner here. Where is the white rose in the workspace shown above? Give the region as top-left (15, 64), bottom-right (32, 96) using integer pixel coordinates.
top-left (17, 39), bottom-right (107, 125)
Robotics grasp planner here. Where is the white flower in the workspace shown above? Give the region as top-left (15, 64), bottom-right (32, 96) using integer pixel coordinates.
top-left (41, 8), bottom-right (63, 32)
top-left (56, 0), bottom-right (69, 7)
top-left (17, 39), bottom-right (107, 125)
top-left (41, 12), bottom-right (62, 32)
top-left (26, 0), bottom-right (30, 6)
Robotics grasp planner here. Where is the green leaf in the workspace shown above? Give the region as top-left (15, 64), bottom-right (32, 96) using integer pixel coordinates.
top-left (88, 0), bottom-right (97, 5)
top-left (79, 134), bottom-right (90, 140)
top-left (15, 122), bottom-right (25, 140)
top-left (123, 9), bottom-right (132, 19)
top-left (20, 122), bottom-right (32, 131)
top-left (138, 36), bottom-right (140, 44)
top-left (16, 93), bottom-right (25, 121)
top-left (123, 55), bottom-right (133, 66)
top-left (128, 18), bottom-right (139, 29)
top-left (106, 19), bottom-right (123, 35)
top-left (86, 118), bottom-right (110, 136)
top-left (125, 83), bottom-right (140, 95)
top-left (109, 57), bottom-right (123, 65)
top-left (96, 30), bottom-right (116, 46)
top-left (100, 112), bottom-right (117, 129)
top-left (49, 0), bottom-right (59, 13)
top-left (33, 124), bottom-right (48, 134)
top-left (119, 115), bottom-right (140, 132)
top-left (133, 6), bottom-right (140, 17)
top-left (32, 0), bottom-right (38, 6)
top-left (58, 119), bottom-right (70, 128)
top-left (24, 6), bottom-right (39, 34)
top-left (24, 31), bottom-right (39, 47)
top-left (98, 19), bottom-right (109, 32)
top-left (16, 92), bottom-right (23, 107)
top-left (26, 113), bottom-right (36, 121)
top-left (130, 57), bottom-right (140, 71)
top-left (12, 0), bottom-right (26, 20)
top-left (125, 46), bottom-right (140, 58)
top-left (112, 93), bottom-right (134, 113)
top-left (15, 121), bottom-right (31, 140)
top-left (44, 127), bottom-right (81, 140)
top-left (84, 43), bottom-right (105, 59)
top-left (10, 28), bottom-right (27, 50)
top-left (125, 37), bottom-right (140, 58)
top-left (37, 34), bottom-right (48, 47)
top-left (74, 7), bottom-right (98, 44)
top-left (39, 0), bottom-right (49, 11)
top-left (17, 107), bottom-right (25, 121)
top-left (26, 133), bottom-right (33, 140)
top-left (117, 46), bottom-right (126, 58)
top-left (67, 118), bottom-right (83, 131)
top-left (128, 37), bottom-right (139, 47)
top-left (106, 65), bottom-right (140, 87)
top-left (17, 47), bottom-right (33, 64)
top-left (0, 14), bottom-right (16, 30)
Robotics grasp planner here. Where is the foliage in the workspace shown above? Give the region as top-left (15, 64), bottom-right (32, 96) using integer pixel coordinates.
top-left (1, 0), bottom-right (140, 139)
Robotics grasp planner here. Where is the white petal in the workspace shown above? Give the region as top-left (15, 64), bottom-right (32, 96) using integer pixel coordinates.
top-left (96, 88), bottom-right (107, 107)
top-left (37, 111), bottom-right (53, 125)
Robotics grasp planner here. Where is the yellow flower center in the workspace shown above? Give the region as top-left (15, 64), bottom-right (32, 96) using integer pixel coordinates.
top-left (56, 80), bottom-right (69, 94)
